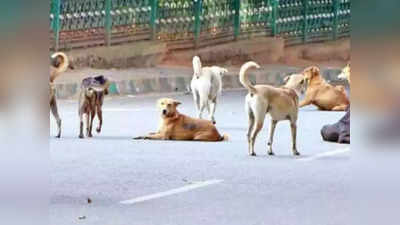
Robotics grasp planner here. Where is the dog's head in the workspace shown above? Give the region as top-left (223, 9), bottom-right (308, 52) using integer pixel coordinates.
top-left (302, 66), bottom-right (320, 83)
top-left (211, 66), bottom-right (228, 77)
top-left (157, 98), bottom-right (181, 118)
top-left (338, 63), bottom-right (350, 83)
top-left (284, 74), bottom-right (307, 95)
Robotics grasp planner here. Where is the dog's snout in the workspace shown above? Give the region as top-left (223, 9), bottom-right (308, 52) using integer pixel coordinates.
top-left (162, 109), bottom-right (167, 115)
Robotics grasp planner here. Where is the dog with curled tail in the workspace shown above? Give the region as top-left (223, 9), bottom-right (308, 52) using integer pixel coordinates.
top-left (240, 61), bottom-right (304, 156)
top-left (50, 52), bottom-right (74, 138)
top-left (190, 56), bottom-right (228, 124)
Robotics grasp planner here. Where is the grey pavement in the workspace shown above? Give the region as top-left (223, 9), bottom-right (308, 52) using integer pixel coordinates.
top-left (50, 90), bottom-right (350, 225)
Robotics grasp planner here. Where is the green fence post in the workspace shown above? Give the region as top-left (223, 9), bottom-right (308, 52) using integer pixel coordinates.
top-left (233, 0), bottom-right (240, 40)
top-left (333, 0), bottom-right (339, 40)
top-left (303, 0), bottom-right (308, 43)
top-left (271, 0), bottom-right (278, 37)
top-left (52, 0), bottom-right (61, 51)
top-left (194, 0), bottom-right (202, 48)
top-left (105, 0), bottom-right (112, 46)
top-left (150, 0), bottom-right (158, 40)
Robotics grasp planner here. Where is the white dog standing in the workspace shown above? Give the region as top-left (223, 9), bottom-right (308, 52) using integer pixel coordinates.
top-left (190, 56), bottom-right (228, 124)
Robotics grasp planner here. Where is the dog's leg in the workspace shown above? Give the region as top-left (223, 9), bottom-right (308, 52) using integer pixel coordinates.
top-left (246, 107), bottom-right (255, 156)
top-left (267, 119), bottom-right (278, 155)
top-left (79, 114), bottom-right (85, 139)
top-left (88, 110), bottom-right (94, 138)
top-left (209, 97), bottom-right (217, 124)
top-left (96, 107), bottom-right (103, 133)
top-left (332, 105), bottom-right (348, 111)
top-left (133, 132), bottom-right (167, 140)
top-left (299, 99), bottom-right (312, 108)
top-left (193, 90), bottom-right (200, 113)
top-left (198, 99), bottom-right (207, 119)
top-left (249, 106), bottom-right (266, 156)
top-left (50, 98), bottom-right (62, 138)
top-left (290, 122), bottom-right (300, 156)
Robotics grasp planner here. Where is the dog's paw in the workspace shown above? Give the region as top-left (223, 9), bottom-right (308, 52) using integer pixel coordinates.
top-left (133, 136), bottom-right (145, 140)
top-left (96, 127), bottom-right (101, 133)
top-left (268, 151), bottom-right (275, 156)
top-left (250, 152), bottom-right (257, 157)
top-left (293, 151), bottom-right (301, 156)
top-left (55, 134), bottom-right (61, 138)
top-left (79, 134), bottom-right (84, 139)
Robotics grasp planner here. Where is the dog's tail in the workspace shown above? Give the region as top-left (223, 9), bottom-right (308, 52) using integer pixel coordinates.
top-left (239, 61), bottom-right (260, 94)
top-left (50, 52), bottom-right (70, 82)
top-left (219, 133), bottom-right (230, 142)
top-left (192, 56), bottom-right (202, 78)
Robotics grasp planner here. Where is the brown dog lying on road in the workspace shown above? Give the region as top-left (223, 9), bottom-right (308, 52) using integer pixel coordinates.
top-left (50, 52), bottom-right (74, 138)
top-left (134, 98), bottom-right (228, 141)
top-left (300, 66), bottom-right (349, 111)
top-left (78, 75), bottom-right (110, 138)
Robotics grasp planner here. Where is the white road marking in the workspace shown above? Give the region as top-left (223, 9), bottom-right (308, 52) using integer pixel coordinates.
top-left (120, 179), bottom-right (223, 205)
top-left (298, 147), bottom-right (350, 161)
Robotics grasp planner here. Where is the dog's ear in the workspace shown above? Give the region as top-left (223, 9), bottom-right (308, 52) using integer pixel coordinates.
top-left (311, 66), bottom-right (320, 77)
top-left (283, 76), bottom-right (290, 84)
top-left (173, 101), bottom-right (181, 107)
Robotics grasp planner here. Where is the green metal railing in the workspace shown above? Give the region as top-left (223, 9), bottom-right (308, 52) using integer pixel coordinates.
top-left (50, 0), bottom-right (350, 50)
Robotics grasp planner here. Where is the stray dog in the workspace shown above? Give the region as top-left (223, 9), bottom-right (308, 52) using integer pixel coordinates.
top-left (50, 52), bottom-right (74, 138)
top-left (133, 98), bottom-right (228, 141)
top-left (338, 63), bottom-right (351, 84)
top-left (190, 56), bottom-right (228, 124)
top-left (240, 62), bottom-right (303, 156)
top-left (300, 66), bottom-right (349, 111)
top-left (78, 75), bottom-right (110, 138)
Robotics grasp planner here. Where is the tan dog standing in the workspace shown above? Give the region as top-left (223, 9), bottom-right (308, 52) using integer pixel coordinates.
top-left (134, 98), bottom-right (228, 141)
top-left (240, 62), bottom-right (302, 156)
top-left (50, 52), bottom-right (74, 138)
top-left (300, 66), bottom-right (349, 111)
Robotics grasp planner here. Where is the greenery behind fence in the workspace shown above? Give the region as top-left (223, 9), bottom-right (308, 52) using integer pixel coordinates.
top-left (50, 0), bottom-right (350, 50)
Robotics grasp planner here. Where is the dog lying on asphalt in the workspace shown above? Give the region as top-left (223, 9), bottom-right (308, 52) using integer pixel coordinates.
top-left (240, 61), bottom-right (305, 156)
top-left (50, 52), bottom-right (74, 138)
top-left (133, 98), bottom-right (228, 141)
top-left (190, 56), bottom-right (228, 124)
top-left (300, 66), bottom-right (349, 111)
top-left (78, 75), bottom-right (110, 138)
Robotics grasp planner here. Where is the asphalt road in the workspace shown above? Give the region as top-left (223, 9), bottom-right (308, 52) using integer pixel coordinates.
top-left (50, 90), bottom-right (350, 225)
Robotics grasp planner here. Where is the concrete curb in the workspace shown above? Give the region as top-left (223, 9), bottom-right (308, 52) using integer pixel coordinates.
top-left (55, 67), bottom-right (344, 99)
